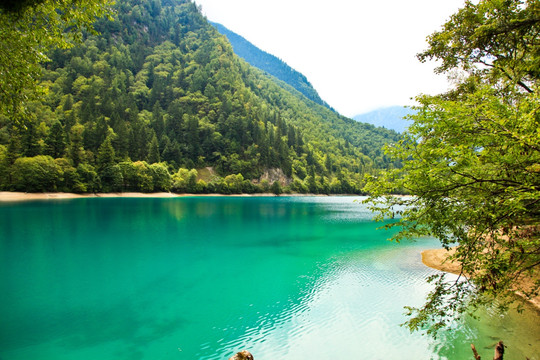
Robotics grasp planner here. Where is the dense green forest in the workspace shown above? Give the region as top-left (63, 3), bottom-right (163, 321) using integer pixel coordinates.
top-left (0, 0), bottom-right (400, 194)
top-left (211, 22), bottom-right (333, 110)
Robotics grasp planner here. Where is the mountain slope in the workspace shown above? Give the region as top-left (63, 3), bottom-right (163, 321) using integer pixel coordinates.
top-left (353, 106), bottom-right (414, 133)
top-left (0, 0), bottom-right (400, 194)
top-left (211, 21), bottom-right (332, 110)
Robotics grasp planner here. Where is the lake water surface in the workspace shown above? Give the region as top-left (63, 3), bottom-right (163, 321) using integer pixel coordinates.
top-left (1, 196), bottom-right (538, 359)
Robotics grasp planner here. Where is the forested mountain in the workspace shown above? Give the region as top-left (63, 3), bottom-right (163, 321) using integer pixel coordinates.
top-left (353, 106), bottom-right (414, 133)
top-left (210, 22), bottom-right (332, 110)
top-left (0, 0), bottom-right (400, 194)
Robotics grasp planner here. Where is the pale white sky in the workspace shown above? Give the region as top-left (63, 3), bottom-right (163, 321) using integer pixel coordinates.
top-left (194, 0), bottom-right (465, 117)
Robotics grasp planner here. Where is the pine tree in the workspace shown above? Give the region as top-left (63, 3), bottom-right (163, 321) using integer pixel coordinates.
top-left (147, 133), bottom-right (160, 164)
top-left (68, 124), bottom-right (85, 167)
top-left (97, 137), bottom-right (115, 171)
top-left (45, 121), bottom-right (66, 158)
top-left (20, 120), bottom-right (40, 157)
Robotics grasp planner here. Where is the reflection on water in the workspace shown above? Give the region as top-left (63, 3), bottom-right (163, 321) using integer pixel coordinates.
top-left (0, 196), bottom-right (538, 360)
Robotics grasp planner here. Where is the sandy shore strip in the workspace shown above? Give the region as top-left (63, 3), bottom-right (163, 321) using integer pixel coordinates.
top-left (422, 247), bottom-right (540, 310)
top-left (0, 192), bottom-right (184, 201)
top-left (0, 191), bottom-right (337, 202)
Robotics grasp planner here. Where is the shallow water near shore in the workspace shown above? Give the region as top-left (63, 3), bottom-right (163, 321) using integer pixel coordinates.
top-left (0, 196), bottom-right (538, 359)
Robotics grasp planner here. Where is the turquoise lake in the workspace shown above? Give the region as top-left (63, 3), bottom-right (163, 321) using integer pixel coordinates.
top-left (0, 196), bottom-right (539, 359)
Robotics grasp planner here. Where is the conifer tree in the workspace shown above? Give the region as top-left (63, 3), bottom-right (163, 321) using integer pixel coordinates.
top-left (147, 133), bottom-right (161, 164)
top-left (45, 121), bottom-right (66, 158)
top-left (97, 137), bottom-right (115, 171)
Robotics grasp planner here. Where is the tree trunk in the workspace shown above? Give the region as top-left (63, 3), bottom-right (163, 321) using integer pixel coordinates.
top-left (471, 341), bottom-right (505, 360)
top-left (493, 341), bottom-right (504, 360)
top-left (471, 343), bottom-right (481, 360)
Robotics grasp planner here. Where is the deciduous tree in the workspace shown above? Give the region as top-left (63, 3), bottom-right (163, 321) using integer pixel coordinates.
top-left (365, 0), bottom-right (540, 335)
top-left (0, 0), bottom-right (114, 121)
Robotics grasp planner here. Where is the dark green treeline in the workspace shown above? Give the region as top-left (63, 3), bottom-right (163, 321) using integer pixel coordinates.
top-left (0, 0), bottom-right (400, 194)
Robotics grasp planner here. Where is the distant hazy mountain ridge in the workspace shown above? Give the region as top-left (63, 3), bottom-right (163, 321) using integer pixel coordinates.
top-left (353, 106), bottom-right (414, 133)
top-left (211, 22), bottom-right (332, 110)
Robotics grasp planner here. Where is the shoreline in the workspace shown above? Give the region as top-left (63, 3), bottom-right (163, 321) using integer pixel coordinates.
top-left (421, 248), bottom-right (461, 276)
top-left (0, 191), bottom-right (183, 201)
top-left (422, 247), bottom-right (540, 311)
top-left (0, 191), bottom-right (357, 202)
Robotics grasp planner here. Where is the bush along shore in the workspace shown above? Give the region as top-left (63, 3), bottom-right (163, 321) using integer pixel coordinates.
top-left (0, 156), bottom-right (370, 196)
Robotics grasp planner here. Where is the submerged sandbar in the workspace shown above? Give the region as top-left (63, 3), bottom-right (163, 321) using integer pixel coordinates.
top-left (422, 247), bottom-right (540, 310)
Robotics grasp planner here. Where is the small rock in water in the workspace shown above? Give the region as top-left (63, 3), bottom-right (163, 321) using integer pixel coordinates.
top-left (229, 350), bottom-right (254, 360)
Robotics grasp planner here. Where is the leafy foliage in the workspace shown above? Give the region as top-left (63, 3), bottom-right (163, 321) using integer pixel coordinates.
top-left (0, 0), bottom-right (114, 120)
top-left (0, 0), bottom-right (45, 13)
top-left (365, 0), bottom-right (540, 335)
top-left (0, 0), bottom-right (399, 194)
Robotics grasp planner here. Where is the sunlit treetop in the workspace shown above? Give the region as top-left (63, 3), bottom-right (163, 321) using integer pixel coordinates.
top-left (418, 0), bottom-right (539, 94)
